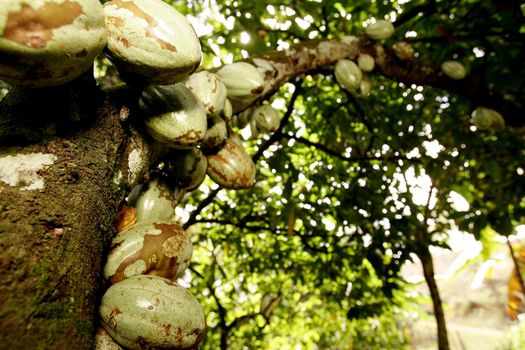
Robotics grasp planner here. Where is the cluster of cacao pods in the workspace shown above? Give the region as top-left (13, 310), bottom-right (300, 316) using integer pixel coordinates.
top-left (0, 0), bottom-right (202, 88)
top-left (0, 1), bottom-right (277, 348)
top-left (98, 219), bottom-right (205, 349)
top-left (335, 55), bottom-right (372, 97)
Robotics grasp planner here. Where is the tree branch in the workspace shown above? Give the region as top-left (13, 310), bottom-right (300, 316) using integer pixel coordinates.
top-left (284, 133), bottom-right (407, 163)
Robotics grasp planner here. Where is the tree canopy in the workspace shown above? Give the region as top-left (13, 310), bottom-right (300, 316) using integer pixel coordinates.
top-left (171, 1), bottom-right (525, 348)
top-left (1, 0), bottom-right (524, 349)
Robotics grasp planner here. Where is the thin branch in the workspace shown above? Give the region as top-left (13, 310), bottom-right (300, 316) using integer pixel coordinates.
top-left (253, 80), bottom-right (303, 163)
top-left (320, 2), bottom-right (330, 37)
top-left (226, 313), bottom-right (260, 332)
top-left (183, 187), bottom-right (221, 229)
top-left (394, 0), bottom-right (437, 27)
top-left (406, 31), bottom-right (525, 44)
top-left (285, 133), bottom-right (408, 163)
top-left (192, 218), bottom-right (329, 254)
top-left (506, 237), bottom-right (525, 296)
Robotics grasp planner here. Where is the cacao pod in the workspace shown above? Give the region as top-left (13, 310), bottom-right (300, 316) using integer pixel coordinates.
top-left (357, 53), bottom-right (375, 72)
top-left (134, 179), bottom-right (176, 223)
top-left (0, 0), bottom-right (106, 87)
top-left (253, 105), bottom-right (281, 133)
top-left (103, 0), bottom-right (201, 85)
top-left (99, 275), bottom-right (206, 350)
top-left (441, 60), bottom-right (467, 80)
top-left (185, 71), bottom-right (227, 116)
top-left (223, 99), bottom-right (233, 120)
top-left (359, 77), bottom-right (372, 97)
top-left (103, 222), bottom-right (192, 284)
top-left (335, 59), bottom-right (362, 90)
top-left (233, 106), bottom-right (255, 129)
top-left (471, 107), bottom-right (505, 130)
top-left (139, 83), bottom-right (207, 149)
top-left (216, 62), bottom-right (265, 102)
top-left (166, 147), bottom-right (208, 191)
top-left (393, 41), bottom-right (414, 61)
top-left (202, 115), bottom-right (228, 149)
top-left (206, 137), bottom-right (255, 189)
top-left (365, 20), bottom-right (395, 40)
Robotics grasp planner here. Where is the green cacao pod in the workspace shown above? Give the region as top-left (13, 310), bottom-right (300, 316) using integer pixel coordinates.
top-left (0, 0), bottom-right (106, 87)
top-left (139, 83), bottom-right (207, 149)
top-left (99, 275), bottom-right (206, 350)
top-left (223, 99), bottom-right (233, 120)
top-left (216, 62), bottom-right (265, 102)
top-left (202, 115), bottom-right (228, 149)
top-left (103, 0), bottom-right (201, 85)
top-left (357, 53), bottom-right (375, 72)
top-left (441, 60), bottom-right (467, 80)
top-left (335, 59), bottom-right (362, 90)
top-left (359, 77), bottom-right (372, 97)
top-left (185, 70), bottom-right (227, 116)
top-left (471, 107), bottom-right (505, 130)
top-left (134, 178), bottom-right (176, 223)
top-left (365, 20), bottom-right (395, 40)
top-left (253, 105), bottom-right (280, 133)
top-left (166, 147), bottom-right (208, 191)
top-left (233, 106), bottom-right (255, 129)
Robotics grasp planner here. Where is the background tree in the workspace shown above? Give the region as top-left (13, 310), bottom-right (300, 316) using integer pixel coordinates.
top-left (0, 0), bottom-right (524, 349)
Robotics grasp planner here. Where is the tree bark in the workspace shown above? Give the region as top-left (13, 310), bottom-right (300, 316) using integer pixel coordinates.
top-left (0, 76), bottom-right (156, 349)
top-left (417, 246), bottom-right (450, 350)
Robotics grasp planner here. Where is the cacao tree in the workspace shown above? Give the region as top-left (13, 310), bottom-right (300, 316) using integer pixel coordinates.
top-left (1, 0), bottom-right (524, 350)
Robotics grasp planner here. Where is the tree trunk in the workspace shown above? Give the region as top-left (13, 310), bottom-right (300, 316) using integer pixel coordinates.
top-left (0, 76), bottom-right (155, 349)
top-left (417, 245), bottom-right (450, 350)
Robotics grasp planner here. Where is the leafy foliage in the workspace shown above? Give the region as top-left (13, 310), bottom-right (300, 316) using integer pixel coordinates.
top-left (147, 0), bottom-right (525, 348)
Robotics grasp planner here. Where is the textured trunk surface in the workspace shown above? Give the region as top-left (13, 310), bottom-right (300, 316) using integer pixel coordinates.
top-left (0, 77), bottom-right (153, 349)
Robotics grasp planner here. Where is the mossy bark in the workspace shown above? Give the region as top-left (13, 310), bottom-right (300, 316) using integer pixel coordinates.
top-left (0, 76), bottom-right (152, 349)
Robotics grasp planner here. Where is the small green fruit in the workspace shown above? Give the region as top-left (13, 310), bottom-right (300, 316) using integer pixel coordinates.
top-left (216, 62), bottom-right (265, 102)
top-left (335, 59), bottom-right (362, 90)
top-left (253, 105), bottom-right (280, 133)
top-left (359, 77), bottom-right (372, 97)
top-left (357, 53), bottom-right (375, 72)
top-left (471, 107), bottom-right (505, 130)
top-left (166, 147), bottom-right (208, 191)
top-left (365, 20), bottom-right (395, 40)
top-left (202, 115), bottom-right (228, 149)
top-left (185, 71), bottom-right (227, 116)
top-left (441, 60), bottom-right (466, 80)
top-left (207, 137), bottom-right (255, 189)
top-left (134, 178), bottom-right (176, 223)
